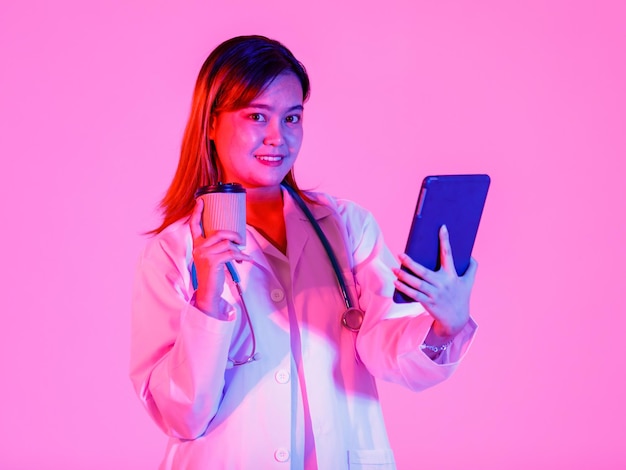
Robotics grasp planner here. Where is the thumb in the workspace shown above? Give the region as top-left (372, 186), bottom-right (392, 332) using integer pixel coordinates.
top-left (463, 257), bottom-right (478, 283)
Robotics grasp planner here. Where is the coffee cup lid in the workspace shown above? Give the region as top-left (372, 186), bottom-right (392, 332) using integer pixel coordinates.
top-left (195, 182), bottom-right (246, 197)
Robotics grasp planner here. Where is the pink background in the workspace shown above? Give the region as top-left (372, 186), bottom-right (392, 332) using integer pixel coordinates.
top-left (1, 0), bottom-right (625, 468)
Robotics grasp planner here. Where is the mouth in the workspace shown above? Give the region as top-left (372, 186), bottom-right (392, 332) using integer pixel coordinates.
top-left (255, 155), bottom-right (285, 163)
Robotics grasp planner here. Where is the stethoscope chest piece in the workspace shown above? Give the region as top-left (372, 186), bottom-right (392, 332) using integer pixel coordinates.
top-left (342, 308), bottom-right (364, 332)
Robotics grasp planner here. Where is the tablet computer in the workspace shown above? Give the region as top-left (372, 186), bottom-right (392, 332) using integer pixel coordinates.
top-left (393, 174), bottom-right (491, 303)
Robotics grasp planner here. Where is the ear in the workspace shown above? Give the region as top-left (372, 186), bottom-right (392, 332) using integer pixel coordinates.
top-left (208, 114), bottom-right (216, 140)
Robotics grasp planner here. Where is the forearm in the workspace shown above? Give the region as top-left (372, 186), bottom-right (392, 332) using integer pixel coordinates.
top-left (357, 309), bottom-right (477, 389)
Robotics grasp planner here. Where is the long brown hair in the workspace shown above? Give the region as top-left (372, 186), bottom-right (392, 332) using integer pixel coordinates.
top-left (151, 35), bottom-right (311, 234)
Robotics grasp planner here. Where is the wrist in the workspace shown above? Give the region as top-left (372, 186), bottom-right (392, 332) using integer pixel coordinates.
top-left (420, 338), bottom-right (453, 353)
top-left (428, 321), bottom-right (456, 342)
top-left (421, 324), bottom-right (455, 359)
top-left (431, 317), bottom-right (468, 338)
top-left (194, 293), bottom-right (228, 320)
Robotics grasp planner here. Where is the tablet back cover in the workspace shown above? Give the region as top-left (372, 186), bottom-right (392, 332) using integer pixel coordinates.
top-left (393, 174), bottom-right (490, 303)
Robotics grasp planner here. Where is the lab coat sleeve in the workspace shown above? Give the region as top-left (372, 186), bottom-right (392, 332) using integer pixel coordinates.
top-left (338, 201), bottom-right (478, 392)
top-left (129, 228), bottom-right (237, 439)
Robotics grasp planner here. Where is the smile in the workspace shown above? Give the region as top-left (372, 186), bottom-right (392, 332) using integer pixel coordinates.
top-left (256, 155), bottom-right (284, 162)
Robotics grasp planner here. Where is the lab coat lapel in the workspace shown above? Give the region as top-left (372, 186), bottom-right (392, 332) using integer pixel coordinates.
top-left (239, 227), bottom-right (276, 281)
top-left (283, 188), bottom-right (335, 276)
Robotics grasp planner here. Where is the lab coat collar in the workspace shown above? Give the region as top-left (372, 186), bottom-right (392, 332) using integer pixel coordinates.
top-left (284, 187), bottom-right (335, 222)
top-left (241, 187), bottom-right (335, 279)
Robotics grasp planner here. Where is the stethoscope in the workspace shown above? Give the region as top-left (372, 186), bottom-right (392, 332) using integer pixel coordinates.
top-left (191, 183), bottom-right (364, 367)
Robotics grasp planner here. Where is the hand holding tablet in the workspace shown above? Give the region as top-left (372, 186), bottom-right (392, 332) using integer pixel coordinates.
top-left (393, 174), bottom-right (490, 304)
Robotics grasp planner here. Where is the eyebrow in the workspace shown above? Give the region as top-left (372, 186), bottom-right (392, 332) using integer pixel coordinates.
top-left (244, 103), bottom-right (304, 112)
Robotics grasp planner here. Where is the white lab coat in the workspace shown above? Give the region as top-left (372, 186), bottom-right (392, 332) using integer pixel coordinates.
top-left (130, 188), bottom-right (477, 469)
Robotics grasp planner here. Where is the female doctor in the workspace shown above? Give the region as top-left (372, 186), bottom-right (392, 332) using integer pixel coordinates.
top-left (130, 35), bottom-right (478, 470)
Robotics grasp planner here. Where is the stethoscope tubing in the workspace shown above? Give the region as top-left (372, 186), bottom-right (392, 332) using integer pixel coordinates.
top-left (282, 184), bottom-right (355, 312)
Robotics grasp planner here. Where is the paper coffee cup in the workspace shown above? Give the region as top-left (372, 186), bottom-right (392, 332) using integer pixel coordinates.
top-left (195, 183), bottom-right (246, 245)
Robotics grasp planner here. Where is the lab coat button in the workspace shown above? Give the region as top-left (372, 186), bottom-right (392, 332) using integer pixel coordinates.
top-left (274, 447), bottom-right (290, 462)
top-left (270, 288), bottom-right (285, 302)
top-left (274, 369), bottom-right (290, 384)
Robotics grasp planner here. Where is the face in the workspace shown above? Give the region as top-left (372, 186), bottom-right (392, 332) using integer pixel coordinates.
top-left (209, 73), bottom-right (304, 191)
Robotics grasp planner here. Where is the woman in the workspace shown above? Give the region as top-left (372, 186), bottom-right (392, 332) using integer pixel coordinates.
top-left (130, 35), bottom-right (478, 470)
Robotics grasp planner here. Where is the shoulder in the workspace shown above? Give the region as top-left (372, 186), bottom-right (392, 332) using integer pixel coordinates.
top-left (132, 219), bottom-right (195, 307)
top-left (305, 190), bottom-right (381, 238)
top-left (305, 190), bottom-right (370, 218)
top-left (139, 218), bottom-right (192, 268)
top-left (303, 191), bottom-right (392, 268)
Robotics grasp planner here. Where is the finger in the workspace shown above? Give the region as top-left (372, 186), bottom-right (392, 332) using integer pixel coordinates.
top-left (392, 267), bottom-right (437, 298)
top-left (206, 249), bottom-right (251, 268)
top-left (194, 238), bottom-right (247, 258)
top-left (398, 253), bottom-right (434, 282)
top-left (190, 199), bottom-right (204, 240)
top-left (439, 225), bottom-right (456, 274)
top-left (462, 257), bottom-right (478, 283)
top-left (200, 229), bottom-right (245, 247)
top-left (193, 246), bottom-right (252, 276)
top-left (393, 279), bottom-right (431, 304)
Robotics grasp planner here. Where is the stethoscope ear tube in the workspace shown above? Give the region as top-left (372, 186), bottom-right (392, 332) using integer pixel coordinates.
top-left (282, 184), bottom-right (364, 332)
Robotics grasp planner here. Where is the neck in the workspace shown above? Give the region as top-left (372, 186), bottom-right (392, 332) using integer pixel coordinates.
top-left (246, 184), bottom-right (283, 223)
top-left (245, 185), bottom-right (283, 205)
top-left (246, 185), bottom-right (284, 218)
top-left (245, 185), bottom-right (287, 254)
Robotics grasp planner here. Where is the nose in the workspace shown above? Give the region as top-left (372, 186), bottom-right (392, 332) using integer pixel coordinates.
top-left (263, 118), bottom-right (284, 147)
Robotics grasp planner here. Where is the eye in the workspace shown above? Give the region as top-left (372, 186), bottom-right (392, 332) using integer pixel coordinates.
top-left (285, 114), bottom-right (301, 124)
top-left (248, 113), bottom-right (266, 122)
